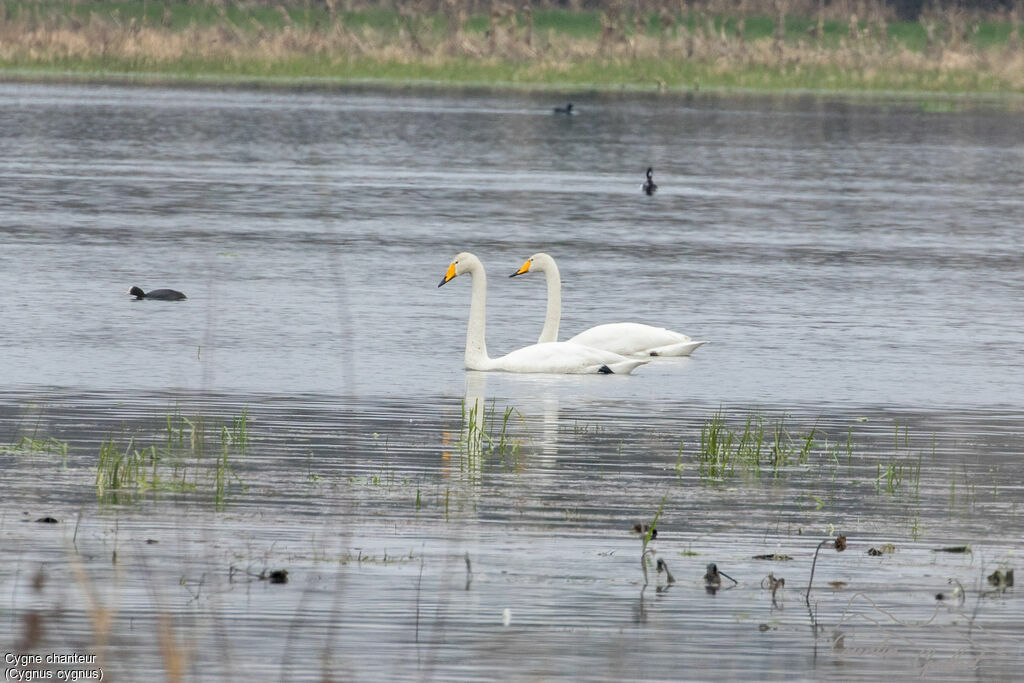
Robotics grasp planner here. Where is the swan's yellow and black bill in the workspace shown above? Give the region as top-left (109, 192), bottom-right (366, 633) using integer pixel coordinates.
top-left (509, 259), bottom-right (533, 278)
top-left (438, 262), bottom-right (457, 287)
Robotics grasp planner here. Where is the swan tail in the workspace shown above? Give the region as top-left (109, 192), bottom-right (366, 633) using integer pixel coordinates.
top-left (647, 340), bottom-right (708, 357)
top-left (602, 359), bottom-right (649, 375)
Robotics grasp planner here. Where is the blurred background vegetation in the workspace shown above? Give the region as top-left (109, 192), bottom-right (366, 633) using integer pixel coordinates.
top-left (2, 0), bottom-right (1022, 92)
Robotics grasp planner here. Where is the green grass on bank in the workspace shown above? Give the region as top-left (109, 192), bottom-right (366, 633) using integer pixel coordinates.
top-left (4, 54), bottom-right (1016, 96)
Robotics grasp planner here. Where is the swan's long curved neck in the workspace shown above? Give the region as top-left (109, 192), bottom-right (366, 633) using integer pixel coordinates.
top-left (464, 261), bottom-right (491, 369)
top-left (538, 261), bottom-right (562, 344)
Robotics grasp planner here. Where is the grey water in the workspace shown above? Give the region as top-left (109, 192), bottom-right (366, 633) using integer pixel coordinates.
top-left (1, 82), bottom-right (1022, 680)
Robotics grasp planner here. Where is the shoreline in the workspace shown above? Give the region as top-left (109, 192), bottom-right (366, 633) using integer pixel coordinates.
top-left (4, 67), bottom-right (1024, 108)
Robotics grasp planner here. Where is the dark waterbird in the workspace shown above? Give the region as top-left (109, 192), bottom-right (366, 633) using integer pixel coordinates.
top-left (128, 286), bottom-right (187, 301)
top-left (553, 103), bottom-right (574, 115)
top-left (642, 167), bottom-right (657, 195)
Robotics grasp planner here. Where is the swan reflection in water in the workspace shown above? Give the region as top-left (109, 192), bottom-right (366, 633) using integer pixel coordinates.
top-left (443, 371), bottom-right (564, 474)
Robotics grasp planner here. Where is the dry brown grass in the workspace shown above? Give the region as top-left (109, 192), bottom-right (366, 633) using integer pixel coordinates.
top-left (1, 1), bottom-right (1022, 92)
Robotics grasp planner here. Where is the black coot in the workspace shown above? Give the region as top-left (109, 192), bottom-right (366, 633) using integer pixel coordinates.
top-left (129, 286), bottom-right (187, 300)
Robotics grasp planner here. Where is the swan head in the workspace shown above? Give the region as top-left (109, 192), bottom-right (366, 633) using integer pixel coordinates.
top-left (646, 167), bottom-right (654, 179)
top-left (438, 252), bottom-right (480, 287)
top-left (509, 252), bottom-right (554, 278)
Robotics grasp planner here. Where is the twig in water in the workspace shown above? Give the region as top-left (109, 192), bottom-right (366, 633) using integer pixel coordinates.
top-left (639, 496), bottom-right (667, 587)
top-left (762, 572), bottom-right (785, 605)
top-left (932, 545), bottom-right (971, 554)
top-left (656, 558), bottom-right (675, 584)
top-left (73, 510), bottom-right (83, 547)
top-left (181, 574), bottom-right (205, 603)
top-left (464, 552), bottom-right (472, 591)
top-left (415, 555), bottom-right (424, 643)
top-left (805, 534), bottom-right (846, 605)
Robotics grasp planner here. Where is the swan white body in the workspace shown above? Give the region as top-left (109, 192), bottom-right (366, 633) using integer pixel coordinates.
top-left (438, 253), bottom-right (647, 375)
top-left (510, 253), bottom-right (707, 357)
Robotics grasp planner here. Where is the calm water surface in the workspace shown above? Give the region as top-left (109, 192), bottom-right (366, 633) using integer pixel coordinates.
top-left (1, 83), bottom-right (1022, 680)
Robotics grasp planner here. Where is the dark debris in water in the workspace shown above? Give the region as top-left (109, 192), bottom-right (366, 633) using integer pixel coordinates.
top-left (704, 563), bottom-right (738, 593)
top-left (987, 569), bottom-right (1014, 588)
top-left (937, 579), bottom-right (967, 605)
top-left (266, 569), bottom-right (289, 584)
top-left (761, 572), bottom-right (785, 604)
top-left (229, 565), bottom-right (290, 584)
top-left (704, 563), bottom-right (722, 587)
top-left (753, 553), bottom-right (792, 561)
top-left (34, 517), bottom-right (59, 524)
top-left (867, 543), bottom-right (897, 556)
top-left (932, 545), bottom-right (971, 554)
top-left (631, 523), bottom-right (657, 539)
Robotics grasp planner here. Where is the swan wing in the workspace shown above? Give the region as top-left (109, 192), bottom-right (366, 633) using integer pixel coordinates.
top-left (568, 323), bottom-right (707, 357)
top-left (492, 342), bottom-right (648, 375)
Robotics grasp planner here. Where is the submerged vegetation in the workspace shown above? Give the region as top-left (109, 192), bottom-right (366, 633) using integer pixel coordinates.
top-left (2, 409), bottom-right (248, 508)
top-left (96, 415), bottom-right (243, 505)
top-left (687, 409), bottom-right (934, 501)
top-left (5, 400), bottom-right (997, 528)
top-left (0, 410), bottom-right (253, 505)
top-left (1, 0), bottom-right (1024, 93)
top-left (694, 409), bottom-right (828, 479)
top-left (457, 398), bottom-right (522, 469)
top-left (4, 397), bottom-right (1019, 679)
top-left (94, 410), bottom-right (248, 505)
top-left (7, 434), bottom-right (70, 460)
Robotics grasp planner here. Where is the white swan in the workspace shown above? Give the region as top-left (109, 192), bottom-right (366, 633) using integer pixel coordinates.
top-left (510, 253), bottom-right (708, 357)
top-left (438, 253), bottom-right (648, 375)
